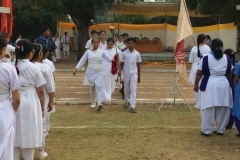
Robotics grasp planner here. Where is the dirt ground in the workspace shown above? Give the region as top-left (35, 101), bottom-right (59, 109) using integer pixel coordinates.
top-left (29, 53), bottom-right (239, 159)
top-left (41, 105), bottom-right (240, 160)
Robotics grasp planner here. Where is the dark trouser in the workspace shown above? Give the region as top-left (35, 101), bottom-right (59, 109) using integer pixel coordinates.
top-left (235, 116), bottom-right (240, 133)
top-left (226, 114), bottom-right (235, 128)
top-left (47, 52), bottom-right (53, 61)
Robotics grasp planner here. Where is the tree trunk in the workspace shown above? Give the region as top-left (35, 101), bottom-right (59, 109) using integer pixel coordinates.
top-left (71, 16), bottom-right (90, 61)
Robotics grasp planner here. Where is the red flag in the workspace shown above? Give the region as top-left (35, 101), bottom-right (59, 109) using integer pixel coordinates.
top-left (1, 0), bottom-right (13, 37)
top-left (174, 0), bottom-right (193, 85)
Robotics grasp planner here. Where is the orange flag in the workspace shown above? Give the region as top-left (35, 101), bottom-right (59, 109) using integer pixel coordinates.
top-left (174, 0), bottom-right (193, 85)
top-left (1, 0), bottom-right (13, 37)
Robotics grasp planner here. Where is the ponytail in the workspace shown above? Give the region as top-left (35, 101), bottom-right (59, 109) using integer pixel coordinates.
top-left (196, 34), bottom-right (206, 58)
top-left (211, 38), bottom-right (223, 59)
top-left (15, 45), bottom-right (20, 75)
top-left (213, 48), bottom-right (223, 59)
top-left (197, 43), bottom-right (202, 58)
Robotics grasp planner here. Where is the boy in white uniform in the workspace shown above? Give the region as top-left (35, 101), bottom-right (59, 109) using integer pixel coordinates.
top-left (85, 30), bottom-right (98, 50)
top-left (61, 32), bottom-right (71, 58)
top-left (119, 37), bottom-right (142, 113)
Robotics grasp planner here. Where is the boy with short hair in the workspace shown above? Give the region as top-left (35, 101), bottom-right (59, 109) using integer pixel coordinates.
top-left (119, 37), bottom-right (142, 113)
top-left (85, 30), bottom-right (98, 50)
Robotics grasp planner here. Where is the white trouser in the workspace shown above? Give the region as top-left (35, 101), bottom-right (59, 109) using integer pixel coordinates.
top-left (194, 91), bottom-right (201, 108)
top-left (38, 117), bottom-right (47, 152)
top-left (45, 113), bottom-right (50, 132)
top-left (90, 85), bottom-right (102, 106)
top-left (124, 73), bottom-right (137, 108)
top-left (201, 106), bottom-right (230, 134)
top-left (64, 51), bottom-right (69, 57)
top-left (14, 148), bottom-right (34, 160)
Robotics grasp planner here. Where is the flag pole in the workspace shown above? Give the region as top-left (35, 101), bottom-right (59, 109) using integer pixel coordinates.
top-left (182, 0), bottom-right (196, 45)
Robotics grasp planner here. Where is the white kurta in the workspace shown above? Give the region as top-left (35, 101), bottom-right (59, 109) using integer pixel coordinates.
top-left (116, 41), bottom-right (126, 51)
top-left (14, 59), bottom-right (46, 148)
top-left (99, 41), bottom-right (107, 49)
top-left (0, 62), bottom-right (20, 160)
top-left (53, 37), bottom-right (61, 60)
top-left (102, 47), bottom-right (122, 102)
top-left (188, 45), bottom-right (211, 84)
top-left (76, 49), bottom-right (112, 87)
top-left (198, 54), bottom-right (233, 109)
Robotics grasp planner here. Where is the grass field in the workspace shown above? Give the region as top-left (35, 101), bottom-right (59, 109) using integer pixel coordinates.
top-left (38, 104), bottom-right (240, 160)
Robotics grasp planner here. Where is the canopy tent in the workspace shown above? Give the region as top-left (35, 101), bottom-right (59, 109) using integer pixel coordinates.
top-left (0, 0), bottom-right (13, 37)
top-left (110, 2), bottom-right (204, 17)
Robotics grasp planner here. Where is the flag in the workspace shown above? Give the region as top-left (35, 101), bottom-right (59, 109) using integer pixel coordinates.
top-left (174, 0), bottom-right (193, 85)
top-left (1, 0), bottom-right (13, 37)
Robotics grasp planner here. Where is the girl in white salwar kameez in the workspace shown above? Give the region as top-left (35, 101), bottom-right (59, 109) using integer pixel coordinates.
top-left (99, 30), bottom-right (107, 49)
top-left (31, 43), bottom-right (55, 159)
top-left (52, 32), bottom-right (61, 62)
top-left (0, 34), bottom-right (21, 160)
top-left (194, 38), bottom-right (232, 137)
top-left (102, 38), bottom-right (122, 102)
top-left (13, 40), bottom-right (46, 160)
top-left (189, 34), bottom-right (211, 109)
top-left (73, 38), bottom-right (114, 111)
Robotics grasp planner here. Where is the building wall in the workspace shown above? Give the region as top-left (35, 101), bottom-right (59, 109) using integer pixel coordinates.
top-left (57, 22), bottom-right (237, 52)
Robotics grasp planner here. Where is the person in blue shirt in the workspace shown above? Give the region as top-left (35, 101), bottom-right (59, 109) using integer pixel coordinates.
top-left (35, 26), bottom-right (58, 62)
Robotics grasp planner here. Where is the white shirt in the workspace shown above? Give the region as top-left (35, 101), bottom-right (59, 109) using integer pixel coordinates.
top-left (0, 62), bottom-right (20, 100)
top-left (61, 36), bottom-right (70, 47)
top-left (34, 62), bottom-right (55, 94)
top-left (17, 59), bottom-right (46, 89)
top-left (116, 41), bottom-right (126, 50)
top-left (189, 45), bottom-right (211, 64)
top-left (120, 49), bottom-right (142, 75)
top-left (99, 41), bottom-right (107, 49)
top-left (42, 59), bottom-right (56, 73)
top-left (85, 38), bottom-right (93, 49)
top-left (198, 54), bottom-right (228, 76)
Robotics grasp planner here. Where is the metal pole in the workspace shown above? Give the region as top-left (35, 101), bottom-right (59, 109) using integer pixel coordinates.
top-left (118, 1), bottom-right (120, 35)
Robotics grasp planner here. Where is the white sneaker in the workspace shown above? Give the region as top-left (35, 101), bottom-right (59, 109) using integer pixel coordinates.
top-left (38, 151), bottom-right (48, 159)
top-left (91, 103), bottom-right (96, 108)
top-left (194, 105), bottom-right (201, 109)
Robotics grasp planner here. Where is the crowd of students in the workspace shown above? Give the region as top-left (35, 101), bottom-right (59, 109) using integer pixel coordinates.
top-left (0, 31), bottom-right (56, 159)
top-left (73, 30), bottom-right (142, 113)
top-left (189, 34), bottom-right (240, 137)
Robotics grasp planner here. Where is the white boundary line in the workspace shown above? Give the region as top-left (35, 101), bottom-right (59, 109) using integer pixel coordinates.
top-left (51, 126), bottom-right (200, 129)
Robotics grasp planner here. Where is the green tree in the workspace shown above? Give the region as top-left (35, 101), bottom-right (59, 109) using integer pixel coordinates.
top-left (50, 0), bottom-right (137, 60)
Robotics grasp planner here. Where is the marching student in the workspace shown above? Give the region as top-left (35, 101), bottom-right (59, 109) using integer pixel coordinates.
top-left (13, 39), bottom-right (46, 160)
top-left (194, 38), bottom-right (232, 136)
top-left (102, 38), bottom-right (122, 102)
top-left (0, 33), bottom-right (21, 160)
top-left (73, 38), bottom-right (114, 111)
top-left (99, 30), bottom-right (107, 49)
top-left (119, 37), bottom-right (142, 113)
top-left (85, 30), bottom-right (98, 50)
top-left (116, 34), bottom-right (126, 51)
top-left (189, 34), bottom-right (211, 109)
top-left (30, 43), bottom-right (55, 159)
top-left (41, 45), bottom-right (56, 135)
top-left (61, 32), bottom-right (71, 58)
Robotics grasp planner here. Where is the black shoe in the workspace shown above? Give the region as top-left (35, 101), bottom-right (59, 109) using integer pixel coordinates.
top-left (225, 126), bottom-right (232, 130)
top-left (236, 133), bottom-right (240, 137)
top-left (214, 131), bottom-right (223, 135)
top-left (201, 132), bottom-right (210, 137)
